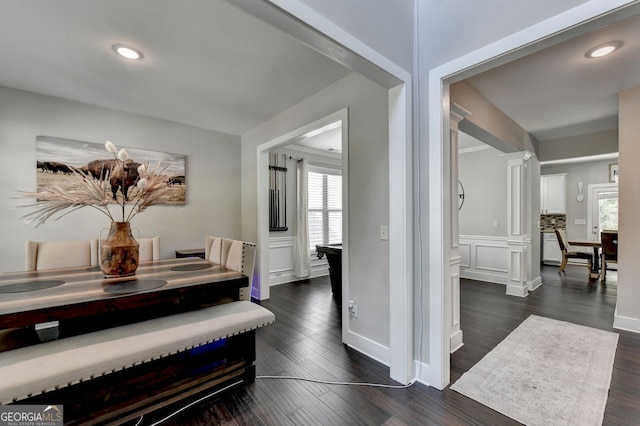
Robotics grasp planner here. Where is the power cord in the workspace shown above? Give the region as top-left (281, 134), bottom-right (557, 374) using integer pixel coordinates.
top-left (133, 375), bottom-right (417, 425)
top-left (135, 380), bottom-right (243, 426)
top-left (256, 375), bottom-right (418, 388)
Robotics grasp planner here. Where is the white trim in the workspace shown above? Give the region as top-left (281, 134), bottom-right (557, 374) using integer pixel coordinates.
top-left (239, 0), bottom-right (414, 385)
top-left (257, 109), bottom-right (348, 301)
top-left (613, 306), bottom-right (640, 334)
top-left (414, 360), bottom-right (431, 387)
top-left (528, 276), bottom-right (543, 291)
top-left (458, 145), bottom-right (492, 155)
top-left (540, 152), bottom-right (618, 166)
top-left (587, 183), bottom-right (619, 240)
top-left (428, 0), bottom-right (637, 390)
top-left (268, 236), bottom-right (328, 285)
top-left (344, 330), bottom-right (391, 366)
top-left (287, 144), bottom-right (343, 160)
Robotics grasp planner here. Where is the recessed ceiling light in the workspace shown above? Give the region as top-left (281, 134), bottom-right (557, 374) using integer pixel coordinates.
top-left (585, 41), bottom-right (623, 58)
top-left (112, 44), bottom-right (143, 60)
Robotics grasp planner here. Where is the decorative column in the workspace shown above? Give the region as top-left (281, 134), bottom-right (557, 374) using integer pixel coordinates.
top-left (502, 151), bottom-right (533, 297)
top-left (448, 103), bottom-right (470, 352)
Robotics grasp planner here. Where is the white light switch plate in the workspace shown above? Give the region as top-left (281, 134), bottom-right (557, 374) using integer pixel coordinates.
top-left (574, 219), bottom-right (586, 225)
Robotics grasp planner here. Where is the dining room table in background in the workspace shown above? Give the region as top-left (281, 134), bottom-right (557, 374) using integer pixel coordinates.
top-left (567, 238), bottom-right (602, 277)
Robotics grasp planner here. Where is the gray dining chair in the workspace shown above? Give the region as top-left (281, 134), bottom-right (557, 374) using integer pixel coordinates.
top-left (25, 239), bottom-right (99, 271)
top-left (138, 236), bottom-right (160, 261)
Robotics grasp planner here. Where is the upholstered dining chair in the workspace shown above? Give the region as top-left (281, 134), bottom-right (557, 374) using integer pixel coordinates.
top-left (24, 238), bottom-right (98, 343)
top-left (225, 240), bottom-right (256, 301)
top-left (205, 236), bottom-right (232, 265)
top-left (554, 229), bottom-right (593, 275)
top-left (25, 239), bottom-right (99, 271)
top-left (600, 230), bottom-right (618, 281)
top-left (138, 236), bottom-right (160, 261)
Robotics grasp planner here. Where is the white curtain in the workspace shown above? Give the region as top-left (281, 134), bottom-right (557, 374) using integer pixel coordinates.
top-left (293, 158), bottom-right (310, 277)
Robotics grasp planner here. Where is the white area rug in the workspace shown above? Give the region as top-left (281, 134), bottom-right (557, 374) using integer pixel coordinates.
top-left (450, 315), bottom-right (618, 426)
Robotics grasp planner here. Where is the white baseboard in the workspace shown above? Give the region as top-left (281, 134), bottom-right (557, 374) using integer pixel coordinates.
top-left (613, 306), bottom-right (640, 334)
top-left (460, 269), bottom-right (507, 285)
top-left (344, 330), bottom-right (390, 366)
top-left (450, 330), bottom-right (464, 353)
top-left (506, 283), bottom-right (528, 297)
top-left (268, 236), bottom-right (329, 285)
top-left (528, 276), bottom-right (542, 291)
top-left (414, 360), bottom-right (431, 387)
top-left (269, 266), bottom-right (328, 286)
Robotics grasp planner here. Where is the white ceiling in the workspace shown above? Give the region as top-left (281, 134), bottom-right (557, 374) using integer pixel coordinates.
top-left (0, 0), bottom-right (351, 136)
top-left (3, 2), bottom-right (637, 146)
top-left (466, 12), bottom-right (640, 142)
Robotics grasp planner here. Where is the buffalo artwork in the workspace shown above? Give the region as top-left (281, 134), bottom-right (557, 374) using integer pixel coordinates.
top-left (35, 136), bottom-right (186, 205)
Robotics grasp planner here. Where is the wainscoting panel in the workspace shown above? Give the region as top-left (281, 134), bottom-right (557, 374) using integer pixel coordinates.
top-left (459, 235), bottom-right (508, 285)
top-left (269, 236), bottom-right (328, 286)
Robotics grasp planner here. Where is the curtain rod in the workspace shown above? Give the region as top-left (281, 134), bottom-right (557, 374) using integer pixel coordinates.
top-left (289, 155), bottom-right (303, 163)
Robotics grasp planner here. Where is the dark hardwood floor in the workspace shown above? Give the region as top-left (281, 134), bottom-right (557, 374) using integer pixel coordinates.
top-left (139, 266), bottom-right (640, 425)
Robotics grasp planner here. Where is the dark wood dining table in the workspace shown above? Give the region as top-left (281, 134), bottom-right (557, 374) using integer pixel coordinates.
top-left (0, 258), bottom-right (247, 331)
top-left (567, 239), bottom-right (602, 275)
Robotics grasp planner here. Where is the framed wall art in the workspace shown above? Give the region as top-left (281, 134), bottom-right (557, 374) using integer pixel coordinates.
top-left (36, 136), bottom-right (187, 205)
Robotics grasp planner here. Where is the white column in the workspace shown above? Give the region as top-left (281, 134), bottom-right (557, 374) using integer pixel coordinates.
top-left (502, 151), bottom-right (533, 297)
top-left (448, 103), bottom-right (470, 352)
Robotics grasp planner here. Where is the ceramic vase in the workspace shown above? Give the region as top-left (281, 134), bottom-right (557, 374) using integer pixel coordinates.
top-left (100, 221), bottom-right (139, 277)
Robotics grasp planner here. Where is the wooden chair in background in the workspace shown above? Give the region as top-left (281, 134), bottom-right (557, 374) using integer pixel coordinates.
top-left (554, 229), bottom-right (593, 275)
top-left (600, 230), bottom-right (618, 281)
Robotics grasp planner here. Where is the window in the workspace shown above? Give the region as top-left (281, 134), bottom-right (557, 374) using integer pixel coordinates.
top-left (598, 191), bottom-right (618, 231)
top-left (308, 168), bottom-right (342, 253)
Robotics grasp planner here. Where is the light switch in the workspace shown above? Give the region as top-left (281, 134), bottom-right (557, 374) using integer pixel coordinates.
top-left (380, 225), bottom-right (388, 240)
top-left (574, 219), bottom-right (586, 225)
top-left (492, 220), bottom-right (499, 228)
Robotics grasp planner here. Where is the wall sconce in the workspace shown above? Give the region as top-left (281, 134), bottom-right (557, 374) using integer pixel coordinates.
top-left (576, 182), bottom-right (584, 202)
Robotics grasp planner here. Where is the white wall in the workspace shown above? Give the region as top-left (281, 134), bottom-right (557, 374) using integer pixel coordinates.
top-left (538, 129), bottom-right (618, 161)
top-left (542, 160), bottom-right (615, 240)
top-left (293, 0), bottom-right (414, 73)
top-left (417, 0), bottom-right (599, 370)
top-left (616, 87), bottom-right (640, 332)
top-left (458, 145), bottom-right (508, 237)
top-left (242, 73), bottom-right (391, 347)
top-left (0, 86), bottom-right (241, 272)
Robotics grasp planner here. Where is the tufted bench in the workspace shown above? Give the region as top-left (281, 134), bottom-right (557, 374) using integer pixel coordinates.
top-left (0, 301), bottom-right (274, 424)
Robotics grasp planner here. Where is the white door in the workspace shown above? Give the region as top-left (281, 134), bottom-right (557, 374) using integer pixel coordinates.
top-left (587, 183), bottom-right (619, 240)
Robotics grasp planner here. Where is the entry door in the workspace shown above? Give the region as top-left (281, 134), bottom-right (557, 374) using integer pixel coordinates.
top-left (587, 183), bottom-right (619, 239)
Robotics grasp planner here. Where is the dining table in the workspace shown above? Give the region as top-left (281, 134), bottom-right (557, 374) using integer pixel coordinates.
top-left (567, 238), bottom-right (602, 276)
top-left (0, 257), bottom-right (247, 331)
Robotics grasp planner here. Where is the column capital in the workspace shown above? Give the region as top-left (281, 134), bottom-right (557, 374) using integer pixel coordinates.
top-left (501, 150), bottom-right (534, 162)
top-left (450, 103), bottom-right (471, 125)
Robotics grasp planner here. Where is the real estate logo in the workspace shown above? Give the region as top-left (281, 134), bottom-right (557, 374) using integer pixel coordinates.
top-left (0, 405), bottom-right (63, 426)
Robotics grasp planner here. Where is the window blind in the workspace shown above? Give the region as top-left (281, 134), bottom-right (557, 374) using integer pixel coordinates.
top-left (308, 169), bottom-right (342, 253)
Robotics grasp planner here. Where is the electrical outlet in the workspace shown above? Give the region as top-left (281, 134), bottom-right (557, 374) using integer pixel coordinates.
top-left (492, 220), bottom-right (499, 227)
top-left (379, 225), bottom-right (388, 241)
top-left (348, 300), bottom-right (358, 318)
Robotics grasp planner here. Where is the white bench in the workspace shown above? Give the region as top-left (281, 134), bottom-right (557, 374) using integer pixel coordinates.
top-left (0, 301), bottom-right (274, 424)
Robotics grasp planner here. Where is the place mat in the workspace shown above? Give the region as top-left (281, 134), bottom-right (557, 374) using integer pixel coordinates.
top-left (103, 279), bottom-right (167, 294)
top-left (170, 263), bottom-right (214, 272)
top-left (0, 280), bottom-right (66, 294)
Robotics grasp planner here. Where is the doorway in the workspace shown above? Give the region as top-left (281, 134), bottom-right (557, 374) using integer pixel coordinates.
top-left (428, 1), bottom-right (638, 390)
top-left (588, 183), bottom-right (619, 239)
top-left (256, 109), bottom-right (349, 342)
